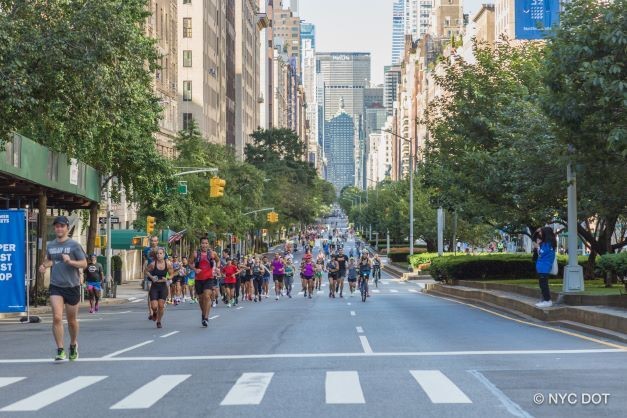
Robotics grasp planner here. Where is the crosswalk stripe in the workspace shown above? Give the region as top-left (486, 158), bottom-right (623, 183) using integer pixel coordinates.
top-left (325, 371), bottom-right (365, 404)
top-left (110, 375), bottom-right (190, 409)
top-left (1, 376), bottom-right (107, 411)
top-left (408, 289), bottom-right (418, 293)
top-left (371, 289), bottom-right (380, 293)
top-left (410, 370), bottom-right (472, 404)
top-left (220, 373), bottom-right (274, 405)
top-left (390, 289), bottom-right (399, 293)
top-left (0, 377), bottom-right (25, 388)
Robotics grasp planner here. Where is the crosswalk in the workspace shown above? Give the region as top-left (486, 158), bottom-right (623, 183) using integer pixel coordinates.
top-left (0, 369), bottom-right (473, 411)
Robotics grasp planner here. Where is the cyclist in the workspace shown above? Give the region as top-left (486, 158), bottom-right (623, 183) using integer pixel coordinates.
top-left (358, 251), bottom-right (372, 299)
top-left (145, 247), bottom-right (174, 328)
top-left (347, 257), bottom-right (357, 296)
top-left (372, 254), bottom-right (382, 287)
top-left (84, 254), bottom-right (104, 313)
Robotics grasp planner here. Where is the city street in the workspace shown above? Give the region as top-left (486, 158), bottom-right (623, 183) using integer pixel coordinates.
top-left (1, 223), bottom-right (625, 418)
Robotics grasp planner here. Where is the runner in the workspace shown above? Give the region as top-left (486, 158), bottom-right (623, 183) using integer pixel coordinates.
top-left (222, 258), bottom-right (240, 307)
top-left (84, 254), bottom-right (104, 313)
top-left (358, 251), bottom-right (372, 298)
top-left (347, 257), bottom-right (358, 296)
top-left (143, 236), bottom-right (167, 320)
top-left (180, 256), bottom-right (189, 302)
top-left (39, 216), bottom-right (87, 361)
top-left (372, 254), bottom-right (382, 287)
top-left (170, 255), bottom-right (182, 305)
top-left (271, 253), bottom-right (285, 300)
top-left (242, 256), bottom-right (254, 302)
top-left (326, 255), bottom-right (339, 298)
top-left (335, 248), bottom-right (348, 298)
top-left (301, 256), bottom-right (315, 299)
top-left (194, 237), bottom-right (217, 327)
top-left (314, 255), bottom-right (324, 291)
top-left (185, 259), bottom-right (197, 303)
top-left (144, 247), bottom-right (174, 328)
top-left (252, 256), bottom-right (264, 302)
top-left (284, 258), bottom-right (295, 298)
top-left (261, 255), bottom-right (271, 298)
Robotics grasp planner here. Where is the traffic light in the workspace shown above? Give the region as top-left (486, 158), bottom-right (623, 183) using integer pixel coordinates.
top-left (210, 176), bottom-right (226, 198)
top-left (95, 235), bottom-right (107, 248)
top-left (267, 211), bottom-right (279, 223)
top-left (146, 216), bottom-right (156, 235)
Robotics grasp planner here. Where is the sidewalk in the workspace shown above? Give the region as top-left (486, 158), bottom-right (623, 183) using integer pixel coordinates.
top-left (424, 282), bottom-right (627, 343)
top-left (0, 280), bottom-right (148, 320)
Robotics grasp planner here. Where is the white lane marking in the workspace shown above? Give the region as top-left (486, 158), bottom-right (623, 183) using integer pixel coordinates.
top-left (325, 371), bottom-right (365, 404)
top-left (410, 370), bottom-right (472, 404)
top-left (359, 336), bottom-right (373, 353)
top-left (468, 370), bottom-right (533, 418)
top-left (356, 326), bottom-right (364, 333)
top-left (317, 290), bottom-right (323, 294)
top-left (408, 289), bottom-right (418, 293)
top-left (0, 349), bottom-right (622, 364)
top-left (209, 315), bottom-right (220, 320)
top-left (371, 289), bottom-right (380, 293)
top-left (110, 375), bottom-right (190, 409)
top-left (1, 376), bottom-right (107, 411)
top-left (220, 373), bottom-right (274, 405)
top-left (350, 311), bottom-right (356, 316)
top-left (236, 307), bottom-right (243, 310)
top-left (102, 340), bottom-right (154, 358)
top-left (390, 289), bottom-right (399, 293)
top-left (0, 377), bottom-right (25, 388)
top-left (347, 302), bottom-right (352, 306)
top-left (399, 281), bottom-right (406, 284)
top-left (131, 299), bottom-right (143, 303)
top-left (160, 331), bottom-right (179, 339)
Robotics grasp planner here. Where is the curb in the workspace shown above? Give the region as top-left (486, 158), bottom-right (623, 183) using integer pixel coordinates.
top-left (425, 284), bottom-right (627, 343)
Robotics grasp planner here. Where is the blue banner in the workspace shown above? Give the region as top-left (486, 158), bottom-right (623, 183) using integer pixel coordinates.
top-left (515, 0), bottom-right (561, 40)
top-left (0, 210), bottom-right (26, 313)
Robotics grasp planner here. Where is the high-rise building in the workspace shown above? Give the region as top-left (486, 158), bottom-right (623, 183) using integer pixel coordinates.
top-left (495, 0), bottom-right (515, 39)
top-left (146, 0), bottom-right (178, 158)
top-left (178, 0), bottom-right (229, 145)
top-left (432, 0), bottom-right (464, 39)
top-left (259, 0), bottom-right (273, 130)
top-left (384, 65), bottom-right (401, 116)
top-left (324, 101), bottom-right (356, 192)
top-left (302, 38), bottom-right (319, 168)
top-left (404, 0), bottom-right (433, 41)
top-left (300, 22), bottom-right (315, 49)
top-left (272, 5), bottom-right (301, 75)
top-left (226, 0), bottom-right (236, 149)
top-left (392, 0), bottom-right (405, 64)
top-left (234, 0), bottom-right (261, 160)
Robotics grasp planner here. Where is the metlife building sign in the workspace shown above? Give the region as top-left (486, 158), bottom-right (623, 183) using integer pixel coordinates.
top-left (515, 0), bottom-right (561, 40)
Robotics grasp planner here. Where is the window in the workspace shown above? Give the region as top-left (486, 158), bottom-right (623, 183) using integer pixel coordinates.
top-left (183, 18), bottom-right (192, 38)
top-left (183, 113), bottom-right (193, 130)
top-left (183, 0), bottom-right (191, 3)
top-left (183, 50), bottom-right (192, 67)
top-left (183, 81), bottom-right (192, 101)
top-left (47, 151), bottom-right (59, 182)
top-left (5, 135), bottom-right (21, 168)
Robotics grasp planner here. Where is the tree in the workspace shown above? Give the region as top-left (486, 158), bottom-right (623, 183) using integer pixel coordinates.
top-left (245, 128), bottom-right (306, 163)
top-left (0, 0), bottom-right (172, 203)
top-left (542, 0), bottom-right (627, 280)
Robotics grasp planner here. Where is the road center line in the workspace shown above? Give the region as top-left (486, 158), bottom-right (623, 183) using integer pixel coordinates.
top-left (160, 331), bottom-right (179, 338)
top-left (102, 340), bottom-right (154, 358)
top-left (359, 336), bottom-right (373, 353)
top-left (350, 311), bottom-right (356, 316)
top-left (356, 326), bottom-right (364, 333)
top-left (209, 315), bottom-right (220, 320)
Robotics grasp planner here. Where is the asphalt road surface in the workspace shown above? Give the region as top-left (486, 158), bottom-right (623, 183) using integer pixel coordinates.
top-left (1, 217), bottom-right (625, 417)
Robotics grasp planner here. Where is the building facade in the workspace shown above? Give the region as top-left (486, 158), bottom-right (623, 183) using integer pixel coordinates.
top-left (392, 0), bottom-right (405, 64)
top-left (324, 103), bottom-right (356, 193)
top-left (272, 5), bottom-right (301, 75)
top-left (384, 65), bottom-right (402, 116)
top-left (495, 0), bottom-right (515, 40)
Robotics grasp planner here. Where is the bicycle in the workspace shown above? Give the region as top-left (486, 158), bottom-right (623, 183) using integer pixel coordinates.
top-left (359, 274), bottom-right (369, 302)
top-left (373, 266), bottom-right (381, 288)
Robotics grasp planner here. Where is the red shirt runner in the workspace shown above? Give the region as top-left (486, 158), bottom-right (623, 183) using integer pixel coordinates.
top-left (222, 264), bottom-right (238, 284)
top-left (195, 251), bottom-right (214, 280)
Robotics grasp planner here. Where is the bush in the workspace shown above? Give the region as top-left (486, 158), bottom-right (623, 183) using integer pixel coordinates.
top-left (387, 247), bottom-right (427, 263)
top-left (409, 252), bottom-right (457, 267)
top-left (597, 252), bottom-right (627, 277)
top-left (429, 253), bottom-right (589, 281)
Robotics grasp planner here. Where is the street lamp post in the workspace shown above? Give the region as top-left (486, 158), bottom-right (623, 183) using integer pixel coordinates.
top-left (384, 130), bottom-right (414, 256)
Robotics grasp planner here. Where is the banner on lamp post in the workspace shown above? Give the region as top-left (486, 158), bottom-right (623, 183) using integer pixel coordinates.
top-left (515, 0), bottom-right (561, 40)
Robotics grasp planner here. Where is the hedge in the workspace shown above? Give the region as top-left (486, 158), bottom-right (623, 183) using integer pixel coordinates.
top-left (409, 252), bottom-right (458, 268)
top-left (386, 247), bottom-right (427, 262)
top-left (429, 253), bottom-right (589, 281)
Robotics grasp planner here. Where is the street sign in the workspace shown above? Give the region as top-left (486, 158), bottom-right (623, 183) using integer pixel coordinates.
top-left (178, 181), bottom-right (188, 195)
top-left (99, 217), bottom-right (120, 225)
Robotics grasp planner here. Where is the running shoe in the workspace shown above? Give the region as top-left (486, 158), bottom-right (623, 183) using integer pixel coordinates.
top-left (94, 303), bottom-right (99, 312)
top-left (89, 308), bottom-right (94, 314)
top-left (156, 322), bottom-right (162, 328)
top-left (54, 348), bottom-right (67, 361)
top-left (69, 344), bottom-right (79, 361)
top-left (202, 319), bottom-right (208, 328)
top-left (308, 295), bottom-right (312, 299)
top-left (152, 313), bottom-right (157, 321)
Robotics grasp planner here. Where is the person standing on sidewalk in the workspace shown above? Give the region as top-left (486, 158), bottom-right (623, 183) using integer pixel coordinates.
top-left (84, 254), bottom-right (104, 313)
top-left (533, 227), bottom-right (557, 308)
top-left (38, 216), bottom-right (88, 361)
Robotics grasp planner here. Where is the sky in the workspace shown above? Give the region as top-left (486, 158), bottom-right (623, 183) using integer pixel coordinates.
top-left (296, 0), bottom-right (486, 85)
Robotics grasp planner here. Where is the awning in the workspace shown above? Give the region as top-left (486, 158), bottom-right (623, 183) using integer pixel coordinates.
top-left (110, 229), bottom-right (147, 250)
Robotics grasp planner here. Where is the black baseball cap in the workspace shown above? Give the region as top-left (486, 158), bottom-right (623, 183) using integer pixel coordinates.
top-left (53, 216), bottom-right (70, 226)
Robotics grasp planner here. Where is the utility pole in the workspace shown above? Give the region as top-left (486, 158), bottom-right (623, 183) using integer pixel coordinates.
top-left (563, 159), bottom-right (584, 292)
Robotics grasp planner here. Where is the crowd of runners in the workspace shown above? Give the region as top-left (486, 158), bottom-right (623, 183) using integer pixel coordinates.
top-left (142, 228), bottom-right (384, 329)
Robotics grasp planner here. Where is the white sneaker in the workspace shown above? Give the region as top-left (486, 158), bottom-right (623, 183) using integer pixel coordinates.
top-left (227, 303), bottom-right (232, 308)
top-left (275, 296), bottom-right (279, 301)
top-left (535, 301), bottom-right (553, 308)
